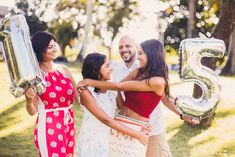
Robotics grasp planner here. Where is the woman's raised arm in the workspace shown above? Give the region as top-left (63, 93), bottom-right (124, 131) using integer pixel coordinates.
top-left (77, 76), bottom-right (165, 96)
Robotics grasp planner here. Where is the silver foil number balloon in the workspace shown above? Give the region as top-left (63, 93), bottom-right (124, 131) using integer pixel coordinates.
top-left (176, 38), bottom-right (225, 118)
top-left (0, 14), bottom-right (45, 97)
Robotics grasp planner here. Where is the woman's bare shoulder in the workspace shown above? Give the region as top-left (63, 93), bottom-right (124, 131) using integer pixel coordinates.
top-left (150, 76), bottom-right (165, 82)
top-left (54, 63), bottom-right (72, 77)
top-left (149, 76), bottom-right (166, 89)
top-left (54, 63), bottom-right (69, 72)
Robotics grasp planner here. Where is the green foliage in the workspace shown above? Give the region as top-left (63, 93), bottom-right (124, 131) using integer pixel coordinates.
top-left (56, 0), bottom-right (86, 11)
top-left (50, 20), bottom-right (78, 49)
top-left (160, 0), bottom-right (221, 50)
top-left (12, 0), bottom-right (81, 57)
top-left (55, 0), bottom-right (138, 46)
top-left (10, 0), bottom-right (138, 60)
top-left (106, 0), bottom-right (138, 41)
top-left (165, 45), bottom-right (178, 55)
top-left (11, 0), bottom-right (48, 35)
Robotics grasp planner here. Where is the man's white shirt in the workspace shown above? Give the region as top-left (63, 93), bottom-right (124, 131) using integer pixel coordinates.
top-left (112, 59), bottom-right (165, 135)
top-left (113, 59), bottom-right (139, 83)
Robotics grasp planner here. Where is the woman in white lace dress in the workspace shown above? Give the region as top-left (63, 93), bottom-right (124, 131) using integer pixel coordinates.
top-left (76, 53), bottom-right (148, 157)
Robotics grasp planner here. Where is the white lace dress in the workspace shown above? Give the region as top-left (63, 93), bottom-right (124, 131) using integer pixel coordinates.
top-left (77, 86), bottom-right (117, 157)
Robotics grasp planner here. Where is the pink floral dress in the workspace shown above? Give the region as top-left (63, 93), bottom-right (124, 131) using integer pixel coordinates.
top-left (34, 70), bottom-right (75, 157)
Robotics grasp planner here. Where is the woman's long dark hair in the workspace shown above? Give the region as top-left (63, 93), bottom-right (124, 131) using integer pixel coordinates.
top-left (31, 31), bottom-right (56, 63)
top-left (82, 53), bottom-right (106, 93)
top-left (139, 39), bottom-right (169, 97)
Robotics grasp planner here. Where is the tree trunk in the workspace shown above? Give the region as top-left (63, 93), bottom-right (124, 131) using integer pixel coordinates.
top-left (60, 44), bottom-right (65, 57)
top-left (192, 0), bottom-right (235, 125)
top-left (187, 0), bottom-right (196, 38)
top-left (193, 0), bottom-right (235, 98)
top-left (221, 27), bottom-right (235, 75)
top-left (76, 0), bottom-right (94, 63)
top-left (211, 0), bottom-right (235, 45)
top-left (54, 44), bottom-right (68, 62)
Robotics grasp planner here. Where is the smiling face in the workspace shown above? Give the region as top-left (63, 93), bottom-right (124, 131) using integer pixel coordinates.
top-left (42, 39), bottom-right (57, 61)
top-left (118, 36), bottom-right (137, 63)
top-left (99, 58), bottom-right (112, 81)
top-left (137, 47), bottom-right (148, 68)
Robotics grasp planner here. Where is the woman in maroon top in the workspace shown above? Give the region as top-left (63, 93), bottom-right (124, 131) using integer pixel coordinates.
top-left (77, 39), bottom-right (169, 122)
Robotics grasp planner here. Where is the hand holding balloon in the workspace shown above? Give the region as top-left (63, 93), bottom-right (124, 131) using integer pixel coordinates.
top-left (25, 87), bottom-right (36, 100)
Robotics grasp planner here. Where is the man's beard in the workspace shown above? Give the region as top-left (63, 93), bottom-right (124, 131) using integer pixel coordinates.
top-left (123, 57), bottom-right (133, 63)
top-left (122, 54), bottom-right (134, 63)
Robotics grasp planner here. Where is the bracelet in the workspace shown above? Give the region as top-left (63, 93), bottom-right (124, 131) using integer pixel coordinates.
top-left (174, 97), bottom-right (177, 106)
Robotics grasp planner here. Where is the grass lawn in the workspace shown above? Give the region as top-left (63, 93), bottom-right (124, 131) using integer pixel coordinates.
top-left (0, 62), bottom-right (235, 157)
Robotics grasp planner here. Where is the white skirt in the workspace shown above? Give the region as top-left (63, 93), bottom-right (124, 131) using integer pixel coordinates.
top-left (109, 115), bottom-right (147, 157)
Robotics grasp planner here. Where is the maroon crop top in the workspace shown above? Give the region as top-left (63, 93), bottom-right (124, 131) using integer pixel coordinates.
top-left (124, 91), bottom-right (162, 118)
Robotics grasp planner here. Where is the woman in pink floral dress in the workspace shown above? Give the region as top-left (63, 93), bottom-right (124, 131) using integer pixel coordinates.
top-left (25, 31), bottom-right (79, 157)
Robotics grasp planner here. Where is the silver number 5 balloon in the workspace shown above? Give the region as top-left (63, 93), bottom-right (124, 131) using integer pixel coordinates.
top-left (176, 38), bottom-right (225, 119)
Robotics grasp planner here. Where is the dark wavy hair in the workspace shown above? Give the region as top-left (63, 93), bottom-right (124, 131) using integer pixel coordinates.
top-left (31, 31), bottom-right (56, 63)
top-left (138, 39), bottom-right (169, 97)
top-left (82, 53), bottom-right (106, 93)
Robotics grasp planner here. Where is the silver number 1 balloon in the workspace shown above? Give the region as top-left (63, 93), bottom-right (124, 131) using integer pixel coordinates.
top-left (176, 38), bottom-right (225, 118)
top-left (0, 14), bottom-right (45, 97)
